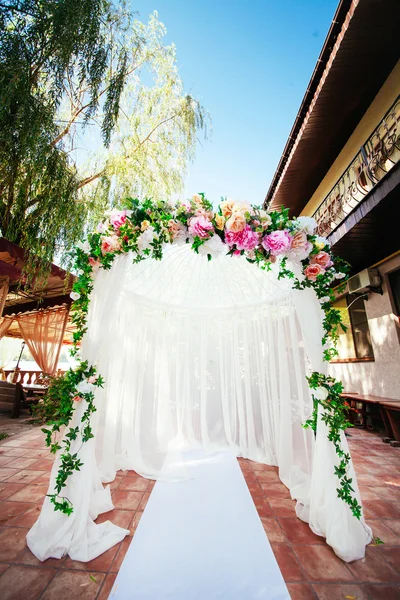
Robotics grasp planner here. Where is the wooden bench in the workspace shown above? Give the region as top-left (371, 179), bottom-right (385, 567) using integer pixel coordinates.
top-left (341, 392), bottom-right (400, 445)
top-left (379, 402), bottom-right (400, 445)
top-left (0, 380), bottom-right (24, 418)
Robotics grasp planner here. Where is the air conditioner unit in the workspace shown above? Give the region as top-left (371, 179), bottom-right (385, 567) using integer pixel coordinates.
top-left (348, 268), bottom-right (381, 294)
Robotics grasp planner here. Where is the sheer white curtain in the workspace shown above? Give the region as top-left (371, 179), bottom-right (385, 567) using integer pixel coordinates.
top-left (28, 245), bottom-right (370, 563)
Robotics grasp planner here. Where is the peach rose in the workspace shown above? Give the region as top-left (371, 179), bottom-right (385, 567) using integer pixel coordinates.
top-left (226, 211), bottom-right (247, 233)
top-left (304, 263), bottom-right (325, 281)
top-left (220, 200), bottom-right (236, 219)
top-left (291, 231), bottom-right (308, 249)
top-left (215, 214), bottom-right (226, 230)
top-left (141, 220), bottom-right (151, 232)
top-left (311, 251), bottom-right (332, 269)
top-left (72, 395), bottom-right (83, 403)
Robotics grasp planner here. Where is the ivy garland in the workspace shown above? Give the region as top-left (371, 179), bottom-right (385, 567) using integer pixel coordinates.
top-left (42, 194), bottom-right (363, 521)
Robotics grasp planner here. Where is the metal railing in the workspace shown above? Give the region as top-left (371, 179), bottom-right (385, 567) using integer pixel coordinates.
top-left (313, 96), bottom-right (400, 237)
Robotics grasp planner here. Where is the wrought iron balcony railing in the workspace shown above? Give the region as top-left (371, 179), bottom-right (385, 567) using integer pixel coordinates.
top-left (313, 95), bottom-right (400, 238)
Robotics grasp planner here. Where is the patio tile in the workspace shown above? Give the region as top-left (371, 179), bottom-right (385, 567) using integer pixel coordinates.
top-left (41, 569), bottom-right (105, 600)
top-left (111, 489), bottom-right (143, 510)
top-left (138, 492), bottom-right (151, 511)
top-left (363, 499), bottom-right (400, 519)
top-left (95, 509), bottom-right (135, 530)
top-left (253, 498), bottom-right (273, 517)
top-left (286, 582), bottom-right (315, 599)
top-left (367, 519), bottom-right (400, 545)
top-left (6, 457), bottom-right (38, 469)
top-left (10, 503), bottom-right (42, 528)
top-left (260, 517), bottom-right (286, 543)
top-left (255, 470), bottom-right (281, 482)
top-left (118, 475), bottom-right (149, 492)
top-left (347, 546), bottom-right (400, 583)
top-left (0, 483), bottom-right (26, 500)
top-left (269, 498), bottom-right (297, 517)
top-left (7, 483), bottom-right (48, 504)
top-left (110, 537), bottom-right (133, 572)
top-left (293, 545), bottom-right (354, 582)
top-left (97, 572), bottom-right (117, 600)
top-left (27, 459), bottom-right (54, 471)
top-left (15, 547), bottom-right (63, 568)
top-left (247, 481), bottom-right (264, 497)
top-left (259, 482), bottom-right (290, 499)
top-left (109, 476), bottom-right (123, 491)
top-left (0, 527), bottom-right (30, 561)
top-left (0, 448), bottom-right (26, 457)
top-left (0, 501), bottom-right (33, 525)
top-left (5, 470), bottom-right (46, 485)
top-left (312, 583), bottom-right (369, 599)
top-left (131, 510), bottom-right (143, 536)
top-left (270, 544), bottom-right (306, 582)
top-left (278, 518), bottom-right (325, 545)
top-left (0, 564), bottom-right (55, 600)
top-left (63, 545), bottom-right (119, 572)
top-left (385, 519), bottom-right (400, 536)
top-left (379, 547), bottom-right (400, 573)
top-left (0, 468), bottom-right (19, 481)
top-left (365, 584), bottom-right (400, 599)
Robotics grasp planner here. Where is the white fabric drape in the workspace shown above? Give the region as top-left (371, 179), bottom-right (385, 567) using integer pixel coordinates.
top-left (28, 245), bottom-right (371, 563)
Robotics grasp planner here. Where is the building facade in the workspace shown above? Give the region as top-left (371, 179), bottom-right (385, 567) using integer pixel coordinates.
top-left (265, 0), bottom-right (400, 399)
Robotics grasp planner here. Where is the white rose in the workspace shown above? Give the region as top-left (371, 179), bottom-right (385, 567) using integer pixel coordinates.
top-left (76, 381), bottom-right (94, 394)
top-left (198, 234), bottom-right (228, 258)
top-left (137, 226), bottom-right (156, 252)
top-left (313, 386), bottom-right (329, 401)
top-left (70, 292), bottom-right (81, 301)
top-left (335, 272), bottom-right (346, 279)
top-left (294, 216), bottom-right (317, 235)
top-left (76, 241), bottom-right (90, 254)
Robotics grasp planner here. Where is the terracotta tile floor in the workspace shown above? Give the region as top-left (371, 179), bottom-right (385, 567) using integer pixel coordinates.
top-left (0, 422), bottom-right (399, 599)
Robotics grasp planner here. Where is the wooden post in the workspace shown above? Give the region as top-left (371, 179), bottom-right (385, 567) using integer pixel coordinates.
top-left (0, 276), bottom-right (9, 317)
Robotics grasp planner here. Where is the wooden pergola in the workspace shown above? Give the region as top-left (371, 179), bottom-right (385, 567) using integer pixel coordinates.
top-left (0, 237), bottom-right (76, 344)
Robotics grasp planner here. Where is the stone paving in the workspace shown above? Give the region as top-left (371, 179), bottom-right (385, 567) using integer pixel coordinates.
top-left (0, 412), bottom-right (399, 599)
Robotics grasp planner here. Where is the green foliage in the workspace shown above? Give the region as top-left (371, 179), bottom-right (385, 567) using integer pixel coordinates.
top-left (0, 1), bottom-right (208, 284)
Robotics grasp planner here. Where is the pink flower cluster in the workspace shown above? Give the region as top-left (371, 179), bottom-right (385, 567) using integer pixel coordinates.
top-left (188, 215), bottom-right (214, 239)
top-left (304, 251), bottom-right (333, 281)
top-left (261, 229), bottom-right (292, 255)
top-left (225, 225), bottom-right (259, 251)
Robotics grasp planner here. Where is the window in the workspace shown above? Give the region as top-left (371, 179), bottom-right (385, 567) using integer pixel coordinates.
top-left (388, 268), bottom-right (400, 317)
top-left (333, 295), bottom-right (374, 361)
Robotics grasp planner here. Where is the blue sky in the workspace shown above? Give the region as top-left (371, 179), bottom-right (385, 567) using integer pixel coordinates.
top-left (133, 0), bottom-right (338, 206)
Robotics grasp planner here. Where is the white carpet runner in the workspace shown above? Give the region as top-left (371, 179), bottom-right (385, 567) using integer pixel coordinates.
top-left (110, 449), bottom-right (290, 599)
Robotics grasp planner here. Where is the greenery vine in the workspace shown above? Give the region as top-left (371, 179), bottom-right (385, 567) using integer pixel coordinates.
top-left (40, 195), bottom-right (363, 522)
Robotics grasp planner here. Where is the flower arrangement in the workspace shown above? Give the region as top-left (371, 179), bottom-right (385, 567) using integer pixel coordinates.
top-left (42, 194), bottom-right (361, 521)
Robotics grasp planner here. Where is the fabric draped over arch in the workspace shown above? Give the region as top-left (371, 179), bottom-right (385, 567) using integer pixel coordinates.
top-left (27, 245), bottom-right (371, 563)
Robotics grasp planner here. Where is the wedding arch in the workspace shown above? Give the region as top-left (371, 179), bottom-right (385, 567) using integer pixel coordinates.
top-left (27, 195), bottom-right (372, 563)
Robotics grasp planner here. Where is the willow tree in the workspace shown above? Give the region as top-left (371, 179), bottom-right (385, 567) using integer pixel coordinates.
top-left (0, 1), bottom-right (207, 278)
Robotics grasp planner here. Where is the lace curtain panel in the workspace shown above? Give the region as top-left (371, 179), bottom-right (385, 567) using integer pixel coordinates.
top-left (27, 246), bottom-right (371, 563)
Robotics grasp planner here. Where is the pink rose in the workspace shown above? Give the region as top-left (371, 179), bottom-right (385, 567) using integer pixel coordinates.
top-left (72, 395), bottom-right (83, 403)
top-left (188, 216), bottom-right (214, 239)
top-left (101, 235), bottom-right (121, 255)
top-left (88, 256), bottom-right (101, 270)
top-left (311, 251), bottom-right (333, 269)
top-left (304, 263), bottom-right (325, 281)
top-left (225, 225), bottom-right (260, 251)
top-left (262, 229), bottom-right (292, 256)
top-left (109, 210), bottom-right (127, 230)
top-left (87, 375), bottom-right (97, 384)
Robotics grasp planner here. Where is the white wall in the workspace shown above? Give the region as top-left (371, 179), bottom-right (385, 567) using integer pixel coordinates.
top-left (329, 254), bottom-right (400, 399)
